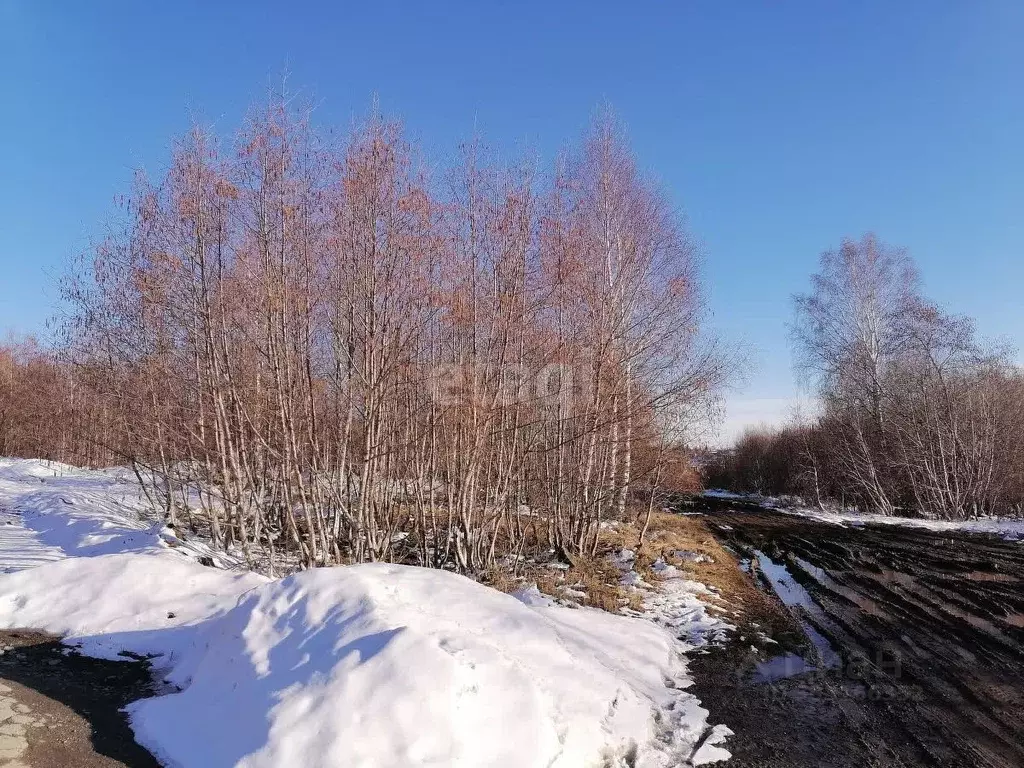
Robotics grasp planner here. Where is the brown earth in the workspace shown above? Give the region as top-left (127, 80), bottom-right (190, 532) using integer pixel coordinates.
top-left (687, 500), bottom-right (1024, 767)
top-left (0, 630), bottom-right (158, 767)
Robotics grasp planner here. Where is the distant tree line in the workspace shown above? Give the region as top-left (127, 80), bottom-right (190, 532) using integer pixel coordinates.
top-left (0, 90), bottom-right (725, 571)
top-left (706, 235), bottom-right (1024, 519)
top-left (0, 338), bottom-right (113, 464)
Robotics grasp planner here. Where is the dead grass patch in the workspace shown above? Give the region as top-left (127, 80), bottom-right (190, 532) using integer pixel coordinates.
top-left (484, 509), bottom-right (802, 637)
top-left (637, 512), bottom-right (804, 646)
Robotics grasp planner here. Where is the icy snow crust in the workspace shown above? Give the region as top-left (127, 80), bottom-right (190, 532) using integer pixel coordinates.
top-left (0, 460), bottom-right (732, 767)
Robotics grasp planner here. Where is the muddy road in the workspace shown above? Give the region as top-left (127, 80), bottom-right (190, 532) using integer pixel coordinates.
top-left (690, 504), bottom-right (1024, 767)
top-left (0, 630), bottom-right (159, 767)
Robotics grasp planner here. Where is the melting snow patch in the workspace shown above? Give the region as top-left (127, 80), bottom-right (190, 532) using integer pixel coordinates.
top-left (652, 558), bottom-right (680, 578)
top-left (675, 550), bottom-right (713, 564)
top-left (691, 723), bottom-right (734, 764)
top-left (615, 549), bottom-right (733, 653)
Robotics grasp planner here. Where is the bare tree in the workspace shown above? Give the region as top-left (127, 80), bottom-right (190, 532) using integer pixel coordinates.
top-left (792, 234), bottom-right (921, 513)
top-left (38, 92), bottom-right (732, 572)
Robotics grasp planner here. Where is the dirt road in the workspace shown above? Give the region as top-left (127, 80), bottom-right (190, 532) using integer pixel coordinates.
top-left (0, 630), bottom-right (158, 767)
top-left (690, 503), bottom-right (1024, 767)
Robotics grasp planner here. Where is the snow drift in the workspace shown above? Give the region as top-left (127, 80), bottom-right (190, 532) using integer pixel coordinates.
top-left (0, 554), bottom-right (267, 661)
top-left (0, 555), bottom-right (730, 767)
top-left (128, 563), bottom-right (727, 767)
top-left (0, 459), bottom-right (731, 766)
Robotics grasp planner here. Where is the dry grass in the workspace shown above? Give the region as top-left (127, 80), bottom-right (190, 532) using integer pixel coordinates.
top-left (484, 509), bottom-right (803, 645)
top-left (565, 554), bottom-right (646, 611)
top-left (638, 512), bottom-right (804, 645)
top-left (484, 541), bottom-right (641, 612)
top-left (480, 566), bottom-right (520, 595)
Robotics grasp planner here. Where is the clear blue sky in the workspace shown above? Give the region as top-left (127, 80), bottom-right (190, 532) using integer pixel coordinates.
top-left (2, 1), bottom-right (1022, 439)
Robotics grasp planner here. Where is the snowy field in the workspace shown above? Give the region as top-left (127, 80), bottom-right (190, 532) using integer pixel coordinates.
top-left (703, 489), bottom-right (1024, 541)
top-left (0, 458), bottom-right (241, 569)
top-left (0, 459), bottom-right (733, 767)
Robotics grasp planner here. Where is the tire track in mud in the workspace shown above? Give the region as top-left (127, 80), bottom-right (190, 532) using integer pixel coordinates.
top-left (697, 507), bottom-right (1024, 767)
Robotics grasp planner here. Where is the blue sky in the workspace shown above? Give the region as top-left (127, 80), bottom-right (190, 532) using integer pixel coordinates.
top-left (2, 1), bottom-right (1022, 440)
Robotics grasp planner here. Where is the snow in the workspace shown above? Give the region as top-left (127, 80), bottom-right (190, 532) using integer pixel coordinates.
top-left (0, 458), bottom-right (239, 570)
top-left (128, 564), bottom-right (731, 767)
top-left (701, 489), bottom-right (747, 500)
top-left (0, 554), bottom-right (267, 661)
top-left (616, 549), bottom-right (733, 653)
top-left (704, 487), bottom-right (1024, 541)
top-left (675, 550), bottom-right (713, 564)
top-left (786, 506), bottom-right (1024, 540)
top-left (690, 724), bottom-right (733, 765)
top-left (0, 459), bottom-right (734, 767)
top-left (652, 557), bottom-right (680, 578)
top-left (0, 555), bottom-right (732, 767)
top-left (0, 507), bottom-right (63, 572)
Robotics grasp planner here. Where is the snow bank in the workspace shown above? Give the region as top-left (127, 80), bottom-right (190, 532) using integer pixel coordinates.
top-left (0, 554), bottom-right (266, 661)
top-left (0, 458), bottom-right (733, 766)
top-left (0, 553), bottom-right (731, 766)
top-left (130, 563), bottom-right (728, 768)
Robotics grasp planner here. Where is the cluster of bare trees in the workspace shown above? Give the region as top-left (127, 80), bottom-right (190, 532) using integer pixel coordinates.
top-left (42, 94), bottom-right (726, 571)
top-left (0, 337), bottom-right (112, 464)
top-left (710, 235), bottom-right (1024, 519)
